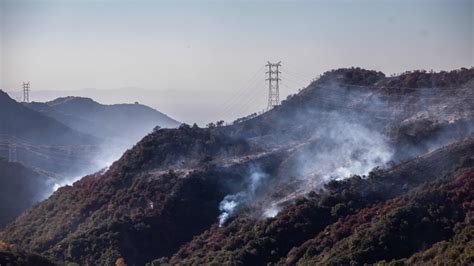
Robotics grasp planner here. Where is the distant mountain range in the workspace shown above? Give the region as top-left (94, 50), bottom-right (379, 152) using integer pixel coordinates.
top-left (0, 90), bottom-right (98, 146)
top-left (0, 91), bottom-right (179, 228)
top-left (6, 87), bottom-right (218, 125)
top-left (1, 67), bottom-right (473, 265)
top-left (0, 90), bottom-right (101, 181)
top-left (25, 96), bottom-right (179, 145)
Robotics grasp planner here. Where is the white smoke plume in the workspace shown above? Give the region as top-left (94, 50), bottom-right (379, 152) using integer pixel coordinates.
top-left (261, 114), bottom-right (394, 217)
top-left (254, 83), bottom-right (397, 218)
top-left (297, 115), bottom-right (393, 182)
top-left (43, 140), bottom-right (132, 198)
top-left (219, 166), bottom-right (268, 226)
top-left (223, 78), bottom-right (473, 222)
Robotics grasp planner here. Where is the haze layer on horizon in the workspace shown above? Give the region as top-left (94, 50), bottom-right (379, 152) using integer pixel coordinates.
top-left (1, 0), bottom-right (473, 124)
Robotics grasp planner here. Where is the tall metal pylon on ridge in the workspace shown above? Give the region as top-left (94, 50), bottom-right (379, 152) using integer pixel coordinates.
top-left (8, 140), bottom-right (17, 163)
top-left (266, 61), bottom-right (281, 110)
top-left (22, 82), bottom-right (30, 103)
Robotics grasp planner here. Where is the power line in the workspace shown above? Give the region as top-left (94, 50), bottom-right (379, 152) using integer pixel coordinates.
top-left (280, 75), bottom-right (307, 89)
top-left (227, 79), bottom-right (266, 119)
top-left (219, 62), bottom-right (470, 126)
top-left (221, 66), bottom-right (265, 109)
top-left (283, 66), bottom-right (315, 83)
top-left (222, 76), bottom-right (265, 115)
top-left (266, 61), bottom-right (281, 110)
top-left (8, 138), bottom-right (17, 163)
top-left (283, 62), bottom-right (318, 81)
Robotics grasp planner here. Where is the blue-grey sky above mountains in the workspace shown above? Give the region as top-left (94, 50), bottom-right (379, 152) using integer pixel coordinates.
top-left (1, 0), bottom-right (473, 124)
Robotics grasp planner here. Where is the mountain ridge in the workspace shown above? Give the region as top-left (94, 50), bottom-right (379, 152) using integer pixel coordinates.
top-left (26, 95), bottom-right (180, 145)
top-left (0, 91), bottom-right (180, 233)
top-left (1, 67), bottom-right (473, 265)
top-left (0, 90), bottom-right (99, 146)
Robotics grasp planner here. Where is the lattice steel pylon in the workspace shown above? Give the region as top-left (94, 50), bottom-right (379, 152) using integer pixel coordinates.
top-left (8, 140), bottom-right (17, 163)
top-left (266, 61), bottom-right (281, 110)
top-left (23, 82), bottom-right (30, 103)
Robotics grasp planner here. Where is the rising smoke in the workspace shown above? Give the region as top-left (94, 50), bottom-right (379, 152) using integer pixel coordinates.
top-left (293, 114), bottom-right (392, 184)
top-left (39, 141), bottom-right (129, 199)
top-left (219, 166), bottom-right (268, 225)
top-left (59, 141), bottom-right (132, 189)
top-left (260, 112), bottom-right (394, 217)
top-left (218, 84), bottom-right (396, 223)
top-left (218, 79), bottom-right (474, 223)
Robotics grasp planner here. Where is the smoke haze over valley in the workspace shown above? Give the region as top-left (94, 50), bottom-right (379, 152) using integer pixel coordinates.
top-left (2, 67), bottom-right (473, 265)
top-left (0, 0), bottom-right (473, 265)
top-left (0, 90), bottom-right (180, 226)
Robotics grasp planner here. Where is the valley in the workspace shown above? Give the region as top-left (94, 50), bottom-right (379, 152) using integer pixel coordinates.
top-left (1, 67), bottom-right (473, 265)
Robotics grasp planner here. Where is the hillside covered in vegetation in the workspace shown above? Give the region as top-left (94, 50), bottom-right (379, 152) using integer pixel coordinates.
top-left (0, 158), bottom-right (52, 227)
top-left (1, 67), bottom-right (473, 265)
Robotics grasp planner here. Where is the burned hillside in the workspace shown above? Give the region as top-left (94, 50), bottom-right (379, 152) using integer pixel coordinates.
top-left (1, 67), bottom-right (473, 265)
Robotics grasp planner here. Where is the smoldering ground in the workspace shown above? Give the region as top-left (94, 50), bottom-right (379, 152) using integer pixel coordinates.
top-left (217, 79), bottom-right (474, 223)
top-left (217, 83), bottom-right (395, 223)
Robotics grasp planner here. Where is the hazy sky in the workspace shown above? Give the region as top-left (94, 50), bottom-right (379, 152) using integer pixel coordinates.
top-left (1, 0), bottom-right (473, 124)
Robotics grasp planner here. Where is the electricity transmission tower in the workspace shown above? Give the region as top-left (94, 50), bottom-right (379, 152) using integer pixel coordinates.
top-left (8, 140), bottom-right (17, 163)
top-left (266, 61), bottom-right (281, 110)
top-left (22, 82), bottom-right (30, 102)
